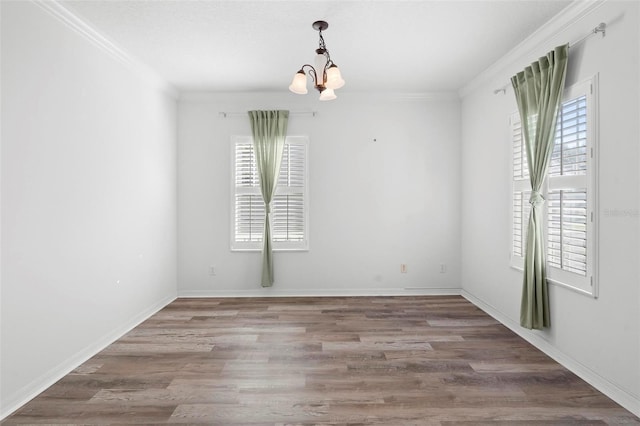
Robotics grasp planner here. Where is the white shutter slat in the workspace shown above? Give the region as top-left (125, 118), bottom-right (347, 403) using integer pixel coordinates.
top-left (235, 142), bottom-right (260, 187)
top-left (233, 137), bottom-right (308, 249)
top-left (234, 194), bottom-right (265, 243)
top-left (512, 116), bottom-right (529, 180)
top-left (234, 140), bottom-right (264, 244)
top-left (546, 88), bottom-right (593, 286)
top-left (513, 192), bottom-right (523, 257)
top-left (512, 190), bottom-right (531, 258)
top-left (277, 143), bottom-right (306, 187)
top-left (272, 193), bottom-right (305, 242)
top-left (550, 95), bottom-right (588, 178)
top-left (547, 189), bottom-right (587, 276)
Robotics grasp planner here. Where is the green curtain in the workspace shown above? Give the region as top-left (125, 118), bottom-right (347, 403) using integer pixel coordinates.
top-left (248, 110), bottom-right (289, 287)
top-left (511, 45), bottom-right (568, 330)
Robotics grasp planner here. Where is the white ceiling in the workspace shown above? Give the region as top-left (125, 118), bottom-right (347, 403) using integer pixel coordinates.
top-left (59, 0), bottom-right (572, 93)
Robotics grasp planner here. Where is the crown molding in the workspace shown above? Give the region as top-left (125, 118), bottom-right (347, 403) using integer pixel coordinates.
top-left (458, 0), bottom-right (606, 98)
top-left (31, 0), bottom-right (178, 99)
top-left (178, 90), bottom-right (460, 103)
top-left (384, 91), bottom-right (461, 101)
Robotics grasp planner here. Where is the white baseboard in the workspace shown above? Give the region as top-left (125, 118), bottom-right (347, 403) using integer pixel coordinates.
top-left (0, 293), bottom-right (177, 420)
top-left (461, 290), bottom-right (640, 418)
top-left (178, 287), bottom-right (462, 298)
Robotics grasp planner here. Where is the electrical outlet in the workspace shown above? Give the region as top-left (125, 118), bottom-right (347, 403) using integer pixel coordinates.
top-left (209, 266), bottom-right (216, 276)
top-left (440, 264), bottom-right (446, 273)
top-left (400, 264), bottom-right (407, 273)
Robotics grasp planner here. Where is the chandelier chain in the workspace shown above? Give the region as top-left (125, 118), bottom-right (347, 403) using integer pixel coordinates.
top-left (318, 30), bottom-right (326, 51)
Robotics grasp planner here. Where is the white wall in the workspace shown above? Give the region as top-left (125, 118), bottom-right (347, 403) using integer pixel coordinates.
top-left (0, 1), bottom-right (178, 417)
top-left (4, 0), bottom-right (637, 420)
top-left (460, 0), bottom-right (639, 416)
top-left (178, 92), bottom-right (461, 296)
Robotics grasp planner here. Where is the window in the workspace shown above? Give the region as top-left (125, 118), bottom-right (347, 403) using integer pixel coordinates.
top-left (511, 77), bottom-right (598, 297)
top-left (231, 135), bottom-right (309, 251)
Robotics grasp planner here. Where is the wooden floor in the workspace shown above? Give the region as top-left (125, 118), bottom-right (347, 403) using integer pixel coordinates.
top-left (3, 296), bottom-right (638, 425)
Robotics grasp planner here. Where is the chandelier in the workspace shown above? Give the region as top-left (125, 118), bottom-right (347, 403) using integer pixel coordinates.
top-left (288, 21), bottom-right (345, 101)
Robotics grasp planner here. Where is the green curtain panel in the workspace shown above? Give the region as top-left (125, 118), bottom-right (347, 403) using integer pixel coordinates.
top-left (248, 110), bottom-right (289, 287)
top-left (511, 44), bottom-right (568, 330)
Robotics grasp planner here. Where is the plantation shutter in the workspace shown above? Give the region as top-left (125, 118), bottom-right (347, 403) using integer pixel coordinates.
top-left (513, 190), bottom-right (531, 258)
top-left (547, 95), bottom-right (588, 276)
top-left (234, 140), bottom-right (264, 243)
top-left (272, 142), bottom-right (306, 242)
top-left (232, 136), bottom-right (308, 250)
top-left (511, 113), bottom-right (530, 264)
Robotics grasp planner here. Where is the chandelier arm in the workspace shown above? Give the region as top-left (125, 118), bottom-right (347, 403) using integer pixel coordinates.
top-left (325, 55), bottom-right (334, 69)
top-left (299, 64), bottom-right (318, 84)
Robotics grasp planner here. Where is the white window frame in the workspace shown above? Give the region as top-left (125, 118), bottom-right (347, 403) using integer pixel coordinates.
top-left (230, 135), bottom-right (309, 252)
top-left (510, 76), bottom-right (598, 298)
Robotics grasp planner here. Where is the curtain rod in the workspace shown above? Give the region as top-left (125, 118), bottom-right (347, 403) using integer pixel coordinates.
top-left (493, 22), bottom-right (607, 95)
top-left (218, 111), bottom-right (318, 118)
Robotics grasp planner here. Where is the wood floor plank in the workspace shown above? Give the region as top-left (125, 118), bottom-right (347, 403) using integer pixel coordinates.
top-left (2, 296), bottom-right (638, 425)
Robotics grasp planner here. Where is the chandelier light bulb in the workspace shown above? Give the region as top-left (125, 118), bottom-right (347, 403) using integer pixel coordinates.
top-left (319, 88), bottom-right (337, 101)
top-left (289, 70), bottom-right (308, 94)
top-left (325, 64), bottom-right (345, 90)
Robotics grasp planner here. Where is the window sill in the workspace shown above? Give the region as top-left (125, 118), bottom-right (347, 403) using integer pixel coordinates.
top-left (230, 247), bottom-right (309, 253)
top-left (546, 277), bottom-right (597, 298)
top-left (511, 264), bottom-right (597, 299)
